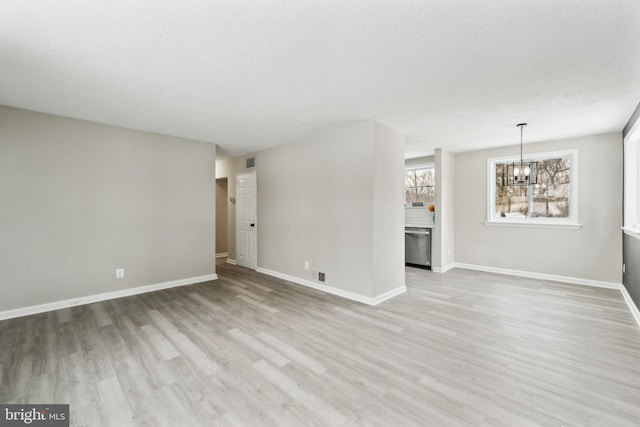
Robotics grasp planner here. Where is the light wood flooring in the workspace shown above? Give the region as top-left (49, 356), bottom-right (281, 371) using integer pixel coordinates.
top-left (1, 259), bottom-right (640, 426)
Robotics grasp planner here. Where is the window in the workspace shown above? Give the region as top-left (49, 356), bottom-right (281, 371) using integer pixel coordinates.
top-left (624, 123), bottom-right (640, 238)
top-left (487, 150), bottom-right (580, 228)
top-left (405, 165), bottom-right (435, 205)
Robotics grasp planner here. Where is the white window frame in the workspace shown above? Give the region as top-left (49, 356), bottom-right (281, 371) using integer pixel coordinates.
top-left (485, 149), bottom-right (581, 229)
top-left (404, 163), bottom-right (435, 207)
top-left (623, 121), bottom-right (640, 239)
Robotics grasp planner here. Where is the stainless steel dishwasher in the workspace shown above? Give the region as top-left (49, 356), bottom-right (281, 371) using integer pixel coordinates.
top-left (405, 227), bottom-right (431, 269)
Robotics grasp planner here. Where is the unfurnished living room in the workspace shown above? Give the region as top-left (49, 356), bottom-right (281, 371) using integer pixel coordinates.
top-left (1, 1), bottom-right (640, 426)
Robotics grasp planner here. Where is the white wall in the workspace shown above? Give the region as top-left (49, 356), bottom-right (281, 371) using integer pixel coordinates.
top-left (405, 155), bottom-right (434, 167)
top-left (0, 106), bottom-right (216, 312)
top-left (218, 121), bottom-right (405, 300)
top-left (372, 122), bottom-right (406, 296)
top-left (433, 149), bottom-right (455, 270)
top-left (258, 122), bottom-right (375, 296)
top-left (454, 132), bottom-right (622, 283)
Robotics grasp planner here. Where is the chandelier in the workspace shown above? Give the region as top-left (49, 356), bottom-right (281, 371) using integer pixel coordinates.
top-left (505, 123), bottom-right (537, 186)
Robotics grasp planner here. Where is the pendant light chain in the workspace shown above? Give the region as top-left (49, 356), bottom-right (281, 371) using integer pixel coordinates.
top-left (520, 124), bottom-right (524, 164)
top-left (507, 123), bottom-right (536, 186)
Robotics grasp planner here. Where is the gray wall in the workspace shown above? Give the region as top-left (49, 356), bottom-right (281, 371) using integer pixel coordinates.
top-left (0, 106), bottom-right (216, 312)
top-left (623, 235), bottom-right (640, 306)
top-left (215, 178), bottom-right (228, 254)
top-left (454, 132), bottom-right (622, 283)
top-left (217, 121), bottom-right (405, 299)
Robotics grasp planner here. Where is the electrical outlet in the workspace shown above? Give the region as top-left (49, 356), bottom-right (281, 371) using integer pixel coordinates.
top-left (116, 268), bottom-right (125, 279)
top-left (318, 272), bottom-right (325, 282)
top-left (304, 261), bottom-right (309, 270)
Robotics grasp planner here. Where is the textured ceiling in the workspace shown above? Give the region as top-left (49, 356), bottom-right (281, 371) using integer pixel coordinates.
top-left (1, 1), bottom-right (639, 158)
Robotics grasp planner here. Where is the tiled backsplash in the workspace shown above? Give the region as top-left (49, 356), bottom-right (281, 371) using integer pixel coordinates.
top-left (405, 206), bottom-right (435, 226)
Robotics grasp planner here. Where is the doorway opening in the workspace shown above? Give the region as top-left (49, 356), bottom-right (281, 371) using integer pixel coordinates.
top-left (215, 178), bottom-right (229, 259)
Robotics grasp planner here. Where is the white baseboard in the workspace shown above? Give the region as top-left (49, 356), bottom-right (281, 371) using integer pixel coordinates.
top-left (255, 267), bottom-right (406, 306)
top-left (370, 285), bottom-right (407, 305)
top-left (226, 258), bottom-right (237, 265)
top-left (620, 286), bottom-right (640, 328)
top-left (453, 262), bottom-right (622, 290)
top-left (433, 263), bottom-right (455, 273)
top-left (216, 252), bottom-right (229, 258)
top-left (0, 274), bottom-right (218, 321)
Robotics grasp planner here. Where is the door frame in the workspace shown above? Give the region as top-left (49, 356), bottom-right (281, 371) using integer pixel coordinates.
top-left (235, 171), bottom-right (257, 270)
top-left (215, 177), bottom-right (229, 258)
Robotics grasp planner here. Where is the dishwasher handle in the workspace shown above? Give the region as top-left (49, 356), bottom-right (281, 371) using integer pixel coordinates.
top-left (405, 230), bottom-right (430, 235)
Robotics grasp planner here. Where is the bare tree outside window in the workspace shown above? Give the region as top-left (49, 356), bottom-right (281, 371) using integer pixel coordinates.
top-left (405, 167), bottom-right (435, 205)
top-left (495, 157), bottom-right (571, 218)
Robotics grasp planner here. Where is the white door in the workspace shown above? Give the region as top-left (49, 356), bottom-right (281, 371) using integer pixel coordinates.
top-left (236, 172), bottom-right (257, 269)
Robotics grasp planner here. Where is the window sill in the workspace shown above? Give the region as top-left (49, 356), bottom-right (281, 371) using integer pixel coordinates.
top-left (484, 220), bottom-right (582, 230)
top-left (622, 227), bottom-right (640, 240)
